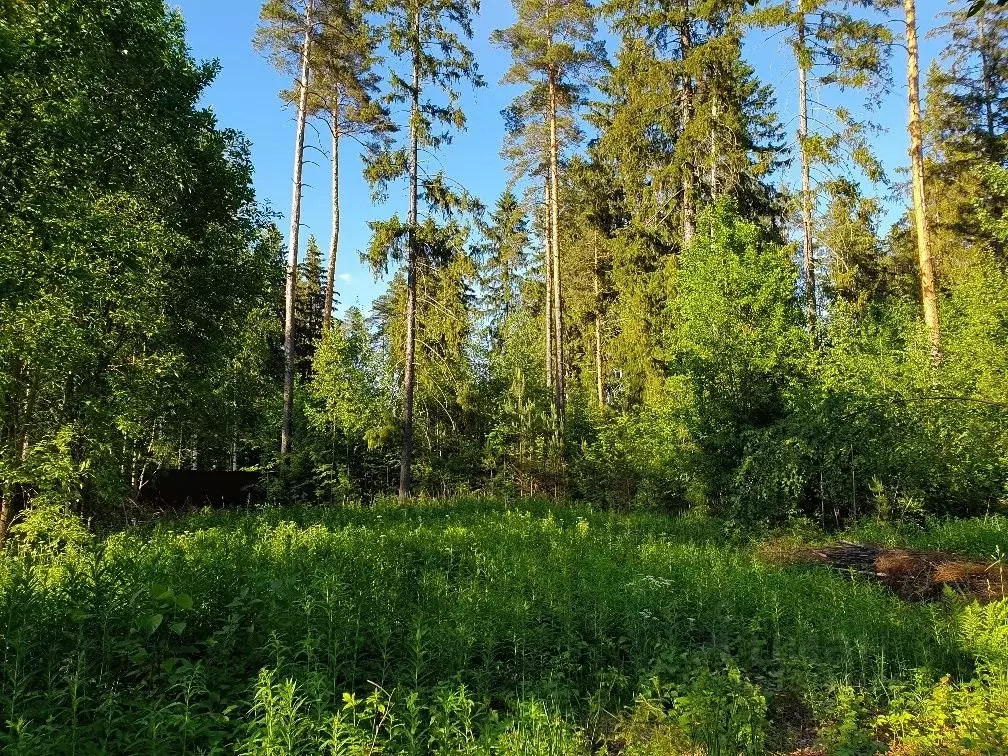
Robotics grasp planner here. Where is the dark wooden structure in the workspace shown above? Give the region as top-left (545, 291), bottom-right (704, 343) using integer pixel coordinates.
top-left (138, 470), bottom-right (262, 511)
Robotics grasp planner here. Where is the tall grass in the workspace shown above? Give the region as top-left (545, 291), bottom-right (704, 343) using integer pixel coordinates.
top-left (0, 497), bottom-right (1005, 753)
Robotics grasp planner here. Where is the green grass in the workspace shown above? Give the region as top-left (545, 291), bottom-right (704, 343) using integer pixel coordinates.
top-left (839, 514), bottom-right (1008, 562)
top-left (1, 497), bottom-right (1006, 754)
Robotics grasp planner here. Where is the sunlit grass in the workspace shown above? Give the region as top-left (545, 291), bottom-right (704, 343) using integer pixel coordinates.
top-left (1, 497), bottom-right (1005, 753)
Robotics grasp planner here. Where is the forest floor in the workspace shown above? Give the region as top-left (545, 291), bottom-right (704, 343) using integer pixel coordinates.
top-left (1, 497), bottom-right (1006, 754)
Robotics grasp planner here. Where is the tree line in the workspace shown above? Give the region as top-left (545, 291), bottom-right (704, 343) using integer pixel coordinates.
top-left (2, 0), bottom-right (1007, 539)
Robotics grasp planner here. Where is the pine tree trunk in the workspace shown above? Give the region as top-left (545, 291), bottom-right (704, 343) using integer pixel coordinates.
top-left (544, 176), bottom-right (553, 390)
top-left (709, 92), bottom-right (718, 199)
top-left (905, 0), bottom-right (941, 365)
top-left (0, 481), bottom-right (11, 545)
top-left (680, 10), bottom-right (695, 249)
top-left (594, 234), bottom-right (604, 409)
top-left (0, 373), bottom-right (31, 545)
top-left (281, 0), bottom-right (313, 456)
top-left (548, 69), bottom-right (565, 428)
top-left (323, 105), bottom-right (340, 332)
top-left (797, 16), bottom-right (817, 331)
top-left (399, 8), bottom-right (421, 502)
top-left (978, 14), bottom-right (994, 141)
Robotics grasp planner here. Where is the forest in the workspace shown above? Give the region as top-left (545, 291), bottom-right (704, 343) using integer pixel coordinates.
top-left (1, 0), bottom-right (1008, 752)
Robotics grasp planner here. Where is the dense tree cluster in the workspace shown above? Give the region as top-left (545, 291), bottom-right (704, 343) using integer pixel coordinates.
top-left (3, 0), bottom-right (1008, 538)
top-left (0, 0), bottom-right (282, 539)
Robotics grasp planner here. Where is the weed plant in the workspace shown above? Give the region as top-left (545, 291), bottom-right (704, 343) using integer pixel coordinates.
top-left (0, 498), bottom-right (1005, 753)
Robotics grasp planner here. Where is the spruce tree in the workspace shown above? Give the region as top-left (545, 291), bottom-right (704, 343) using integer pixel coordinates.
top-left (477, 191), bottom-right (532, 347)
top-left (923, 4), bottom-right (1008, 272)
top-left (296, 235), bottom-right (326, 379)
top-left (593, 0), bottom-right (783, 404)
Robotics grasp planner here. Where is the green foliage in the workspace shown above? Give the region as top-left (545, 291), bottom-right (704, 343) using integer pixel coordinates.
top-left (573, 403), bottom-right (692, 510)
top-left (3, 498), bottom-right (1007, 752)
top-left (879, 672), bottom-right (1008, 754)
top-left (842, 514), bottom-right (1008, 562)
top-left (0, 0), bottom-right (281, 522)
top-left (664, 201), bottom-right (807, 520)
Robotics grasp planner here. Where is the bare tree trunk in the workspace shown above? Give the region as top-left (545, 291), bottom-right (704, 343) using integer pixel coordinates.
top-left (0, 375), bottom-right (37, 544)
top-left (0, 482), bottom-right (11, 545)
top-left (978, 13), bottom-right (994, 140)
top-left (680, 17), bottom-right (695, 249)
top-left (594, 234), bottom-right (605, 409)
top-left (399, 7), bottom-right (421, 502)
top-left (548, 68), bottom-right (565, 428)
top-left (544, 178), bottom-right (553, 390)
top-left (905, 0), bottom-right (941, 365)
top-left (709, 98), bottom-right (718, 200)
top-left (281, 0), bottom-right (314, 456)
top-left (797, 16), bottom-right (817, 331)
top-left (323, 104), bottom-right (341, 332)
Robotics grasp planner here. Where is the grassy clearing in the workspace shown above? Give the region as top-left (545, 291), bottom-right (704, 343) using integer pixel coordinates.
top-left (1, 498), bottom-right (1006, 754)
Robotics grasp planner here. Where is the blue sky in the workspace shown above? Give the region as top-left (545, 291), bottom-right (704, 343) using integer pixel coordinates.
top-left (170, 1), bottom-right (944, 315)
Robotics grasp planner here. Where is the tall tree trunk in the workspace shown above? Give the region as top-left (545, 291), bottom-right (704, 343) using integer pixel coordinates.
top-left (594, 233), bottom-right (605, 409)
top-left (399, 8), bottom-right (421, 502)
top-left (0, 482), bottom-right (11, 545)
top-left (977, 14), bottom-right (995, 141)
top-left (0, 373), bottom-right (36, 544)
top-left (323, 104), bottom-right (341, 332)
top-left (281, 0), bottom-right (313, 456)
top-left (905, 0), bottom-right (941, 365)
top-left (544, 177), bottom-right (553, 390)
top-left (709, 97), bottom-right (718, 200)
top-left (680, 9), bottom-right (695, 249)
top-left (797, 15), bottom-right (817, 331)
top-left (548, 68), bottom-right (566, 428)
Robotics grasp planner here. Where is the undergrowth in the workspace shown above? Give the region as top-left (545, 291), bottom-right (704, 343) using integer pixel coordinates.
top-left (0, 497), bottom-right (1006, 753)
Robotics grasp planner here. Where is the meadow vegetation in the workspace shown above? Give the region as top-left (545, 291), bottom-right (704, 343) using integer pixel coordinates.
top-left (2, 498), bottom-right (1006, 754)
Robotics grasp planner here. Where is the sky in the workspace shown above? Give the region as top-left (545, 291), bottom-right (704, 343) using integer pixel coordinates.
top-left (170, 1), bottom-right (945, 316)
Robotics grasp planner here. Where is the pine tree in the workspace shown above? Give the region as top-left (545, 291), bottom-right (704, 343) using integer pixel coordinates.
top-left (255, 0), bottom-right (319, 455)
top-left (750, 0), bottom-right (893, 331)
top-left (492, 0), bottom-right (605, 431)
top-left (303, 1), bottom-right (395, 331)
top-left (904, 0), bottom-right (941, 364)
top-left (366, 0), bottom-right (482, 500)
top-left (500, 85), bottom-right (581, 393)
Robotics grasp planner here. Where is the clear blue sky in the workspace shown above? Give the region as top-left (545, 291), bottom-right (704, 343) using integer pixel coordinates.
top-left (170, 1), bottom-right (943, 315)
